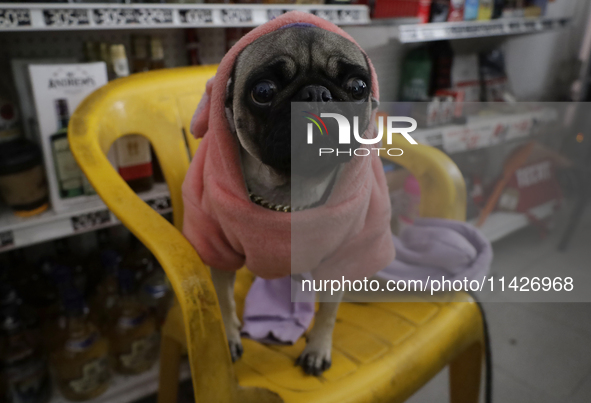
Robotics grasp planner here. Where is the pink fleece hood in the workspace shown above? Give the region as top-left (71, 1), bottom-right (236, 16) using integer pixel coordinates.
top-left (182, 11), bottom-right (395, 281)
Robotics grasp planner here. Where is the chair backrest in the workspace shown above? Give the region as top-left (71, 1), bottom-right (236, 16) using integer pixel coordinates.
top-left (69, 66), bottom-right (254, 402)
top-left (70, 65), bottom-right (216, 231)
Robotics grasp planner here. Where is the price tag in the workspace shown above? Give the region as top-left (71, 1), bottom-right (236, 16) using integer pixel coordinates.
top-left (146, 196), bottom-right (172, 213)
top-left (311, 9), bottom-right (340, 23)
top-left (92, 8), bottom-right (173, 26)
top-left (221, 9), bottom-right (253, 24)
top-left (71, 210), bottom-right (111, 232)
top-left (0, 9), bottom-right (31, 28)
top-left (43, 9), bottom-right (90, 27)
top-left (0, 230), bottom-right (14, 249)
top-left (179, 9), bottom-right (213, 25)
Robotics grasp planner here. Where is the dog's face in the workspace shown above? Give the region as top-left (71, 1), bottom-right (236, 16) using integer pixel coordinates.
top-left (227, 26), bottom-right (375, 179)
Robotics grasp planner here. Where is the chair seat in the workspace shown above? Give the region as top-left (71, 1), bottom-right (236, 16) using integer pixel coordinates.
top-left (233, 292), bottom-right (482, 403)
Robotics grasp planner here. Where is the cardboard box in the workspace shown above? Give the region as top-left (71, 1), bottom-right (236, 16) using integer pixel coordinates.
top-left (28, 63), bottom-right (108, 213)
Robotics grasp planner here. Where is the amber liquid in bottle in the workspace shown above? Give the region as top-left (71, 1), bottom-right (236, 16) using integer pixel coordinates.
top-left (106, 269), bottom-right (158, 375)
top-left (50, 289), bottom-right (111, 402)
top-left (89, 250), bottom-right (121, 334)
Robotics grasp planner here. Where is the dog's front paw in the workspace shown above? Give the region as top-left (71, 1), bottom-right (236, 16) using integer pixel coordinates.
top-left (296, 342), bottom-right (332, 376)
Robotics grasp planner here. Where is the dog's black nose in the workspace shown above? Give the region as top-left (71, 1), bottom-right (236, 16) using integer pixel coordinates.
top-left (295, 85), bottom-right (332, 102)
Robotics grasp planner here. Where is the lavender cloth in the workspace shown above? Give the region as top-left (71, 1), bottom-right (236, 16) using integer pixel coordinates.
top-left (241, 218), bottom-right (492, 344)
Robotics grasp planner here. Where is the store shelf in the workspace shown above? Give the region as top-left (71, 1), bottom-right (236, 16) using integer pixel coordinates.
top-left (412, 107), bottom-right (559, 154)
top-left (0, 3), bottom-right (369, 31)
top-left (397, 17), bottom-right (571, 43)
top-left (0, 183), bottom-right (171, 253)
top-left (51, 359), bottom-right (190, 403)
top-left (472, 200), bottom-right (557, 243)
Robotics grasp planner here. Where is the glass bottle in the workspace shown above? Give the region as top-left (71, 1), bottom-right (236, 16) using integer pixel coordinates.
top-left (131, 36), bottom-right (150, 74)
top-left (0, 305), bottom-right (51, 403)
top-left (109, 44), bottom-right (154, 194)
top-left (50, 99), bottom-right (84, 199)
top-left (149, 37), bottom-right (165, 70)
top-left (106, 269), bottom-right (159, 375)
top-left (50, 288), bottom-right (111, 401)
top-left (89, 250), bottom-right (121, 334)
top-left (137, 260), bottom-right (173, 330)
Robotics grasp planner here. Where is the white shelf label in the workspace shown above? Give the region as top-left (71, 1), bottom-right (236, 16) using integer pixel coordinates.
top-left (92, 8), bottom-right (173, 26)
top-left (221, 9), bottom-right (253, 24)
top-left (179, 9), bottom-right (213, 25)
top-left (43, 9), bottom-right (90, 27)
top-left (146, 196), bottom-right (172, 213)
top-left (71, 210), bottom-right (112, 232)
top-left (0, 8), bottom-right (31, 28)
top-left (0, 230), bottom-right (14, 250)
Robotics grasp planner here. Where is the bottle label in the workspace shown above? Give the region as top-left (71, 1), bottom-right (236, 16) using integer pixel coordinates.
top-left (117, 312), bottom-right (147, 329)
top-left (114, 135), bottom-right (153, 181)
top-left (52, 137), bottom-right (83, 187)
top-left (3, 360), bottom-right (51, 403)
top-left (113, 58), bottom-right (130, 78)
top-left (119, 332), bottom-right (159, 371)
top-left (65, 332), bottom-right (99, 352)
top-left (68, 355), bottom-right (110, 395)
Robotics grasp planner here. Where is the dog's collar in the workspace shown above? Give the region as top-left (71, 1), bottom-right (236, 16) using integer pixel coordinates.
top-left (248, 192), bottom-right (311, 213)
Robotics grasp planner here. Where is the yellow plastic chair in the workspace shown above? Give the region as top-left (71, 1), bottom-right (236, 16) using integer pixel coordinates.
top-left (69, 65), bottom-right (484, 403)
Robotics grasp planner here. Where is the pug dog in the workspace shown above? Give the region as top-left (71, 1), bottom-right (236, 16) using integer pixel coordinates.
top-left (209, 26), bottom-right (376, 376)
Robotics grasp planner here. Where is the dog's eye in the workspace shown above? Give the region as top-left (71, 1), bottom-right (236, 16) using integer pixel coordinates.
top-left (251, 80), bottom-right (277, 105)
top-left (346, 78), bottom-right (368, 101)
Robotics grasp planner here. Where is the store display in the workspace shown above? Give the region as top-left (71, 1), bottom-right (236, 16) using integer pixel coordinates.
top-left (51, 99), bottom-right (84, 199)
top-left (28, 62), bottom-right (109, 212)
top-left (0, 305), bottom-right (51, 403)
top-left (108, 45), bottom-right (154, 194)
top-left (131, 36), bottom-right (150, 74)
top-left (477, 0), bottom-right (493, 20)
top-left (464, 0), bottom-right (480, 20)
top-left (399, 46), bottom-right (432, 101)
top-left (0, 93), bottom-right (20, 143)
top-left (106, 268), bottom-right (158, 375)
top-left (149, 38), bottom-right (166, 70)
top-left (185, 29), bottom-right (202, 66)
top-left (50, 288), bottom-right (111, 402)
top-left (430, 0), bottom-right (450, 22)
top-left (89, 250), bottom-right (121, 334)
top-left (0, 138), bottom-right (49, 217)
top-left (447, 0), bottom-right (465, 21)
top-left (479, 49), bottom-right (512, 102)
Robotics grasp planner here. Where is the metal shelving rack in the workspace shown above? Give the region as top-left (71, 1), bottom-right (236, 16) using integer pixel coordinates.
top-left (0, 3), bottom-right (370, 31)
top-left (396, 16), bottom-right (571, 43)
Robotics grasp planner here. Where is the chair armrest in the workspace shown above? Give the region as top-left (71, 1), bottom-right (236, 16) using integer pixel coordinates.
top-left (68, 98), bottom-right (237, 402)
top-left (382, 136), bottom-right (467, 221)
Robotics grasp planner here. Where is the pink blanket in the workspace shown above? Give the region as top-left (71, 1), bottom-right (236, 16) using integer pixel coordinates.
top-left (182, 11), bottom-right (395, 281)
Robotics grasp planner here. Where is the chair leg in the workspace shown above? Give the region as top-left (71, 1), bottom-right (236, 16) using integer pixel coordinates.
top-left (449, 342), bottom-right (484, 403)
top-left (158, 335), bottom-right (183, 403)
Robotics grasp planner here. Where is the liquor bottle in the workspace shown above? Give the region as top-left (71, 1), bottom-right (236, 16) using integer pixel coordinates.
top-left (50, 288), bottom-right (111, 401)
top-left (98, 43), bottom-right (115, 81)
top-left (50, 99), bottom-right (84, 199)
top-left (54, 239), bottom-right (87, 296)
top-left (131, 36), bottom-right (150, 74)
top-left (0, 305), bottom-right (51, 403)
top-left (83, 41), bottom-right (99, 63)
top-left (137, 260), bottom-right (173, 330)
top-left (185, 29), bottom-right (201, 66)
top-left (149, 37), bottom-right (165, 70)
top-left (89, 250), bottom-right (121, 334)
top-left (106, 269), bottom-right (159, 375)
top-left (110, 44), bottom-right (155, 193)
